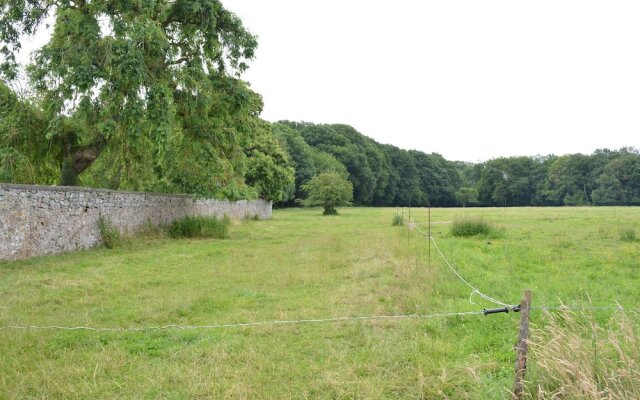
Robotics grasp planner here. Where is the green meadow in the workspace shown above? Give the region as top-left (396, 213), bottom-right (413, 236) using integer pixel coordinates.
top-left (1, 207), bottom-right (639, 399)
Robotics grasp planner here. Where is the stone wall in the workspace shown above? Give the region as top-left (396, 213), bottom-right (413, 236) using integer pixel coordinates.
top-left (0, 183), bottom-right (271, 261)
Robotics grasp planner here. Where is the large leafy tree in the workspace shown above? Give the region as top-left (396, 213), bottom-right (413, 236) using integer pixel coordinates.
top-left (592, 150), bottom-right (640, 205)
top-left (1, 0), bottom-right (258, 189)
top-left (546, 154), bottom-right (593, 205)
top-left (410, 151), bottom-right (460, 206)
top-left (380, 144), bottom-right (426, 206)
top-left (243, 120), bottom-right (294, 202)
top-left (298, 124), bottom-right (377, 204)
top-left (455, 187), bottom-right (478, 208)
top-left (301, 171), bottom-right (353, 215)
top-left (272, 123), bottom-right (317, 202)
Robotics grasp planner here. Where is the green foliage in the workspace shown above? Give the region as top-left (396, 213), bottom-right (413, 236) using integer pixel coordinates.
top-left (97, 215), bottom-right (121, 249)
top-left (282, 121), bottom-right (453, 207)
top-left (592, 152), bottom-right (640, 205)
top-left (295, 123), bottom-right (383, 205)
top-left (272, 123), bottom-right (318, 201)
top-left (450, 218), bottom-right (498, 237)
top-left (546, 154), bottom-right (596, 206)
top-left (301, 172), bottom-right (353, 215)
top-left (411, 150), bottom-right (460, 206)
top-left (392, 214), bottom-right (404, 226)
top-left (243, 121), bottom-right (295, 202)
top-left (380, 144), bottom-right (426, 206)
top-left (455, 187), bottom-right (478, 207)
top-left (167, 215), bottom-right (230, 239)
top-left (619, 228), bottom-right (638, 243)
top-left (0, 81), bottom-right (57, 184)
top-left (0, 0), bottom-right (279, 198)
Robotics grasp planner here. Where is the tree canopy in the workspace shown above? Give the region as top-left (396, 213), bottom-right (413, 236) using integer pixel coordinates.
top-left (1, 0), bottom-right (293, 200)
top-left (301, 171), bottom-right (353, 215)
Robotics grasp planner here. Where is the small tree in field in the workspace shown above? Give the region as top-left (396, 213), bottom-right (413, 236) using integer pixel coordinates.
top-left (456, 187), bottom-right (479, 207)
top-left (301, 172), bottom-right (353, 215)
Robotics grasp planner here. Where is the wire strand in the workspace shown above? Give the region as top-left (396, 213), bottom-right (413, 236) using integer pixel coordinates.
top-left (410, 218), bottom-right (515, 308)
top-left (532, 305), bottom-right (640, 313)
top-left (0, 311), bottom-right (485, 332)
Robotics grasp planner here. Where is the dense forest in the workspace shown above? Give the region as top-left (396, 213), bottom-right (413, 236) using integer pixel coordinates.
top-left (272, 121), bottom-right (640, 207)
top-left (1, 0), bottom-right (639, 207)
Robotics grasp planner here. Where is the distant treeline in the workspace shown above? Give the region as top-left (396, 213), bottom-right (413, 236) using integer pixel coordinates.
top-left (3, 71), bottom-right (638, 207)
top-left (274, 121), bottom-right (640, 207)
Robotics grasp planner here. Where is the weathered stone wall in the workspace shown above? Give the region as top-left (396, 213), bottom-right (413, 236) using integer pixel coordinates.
top-left (0, 183), bottom-right (271, 261)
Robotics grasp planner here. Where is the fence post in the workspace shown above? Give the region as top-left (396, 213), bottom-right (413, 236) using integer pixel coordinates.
top-left (428, 205), bottom-right (431, 269)
top-left (513, 289), bottom-right (532, 399)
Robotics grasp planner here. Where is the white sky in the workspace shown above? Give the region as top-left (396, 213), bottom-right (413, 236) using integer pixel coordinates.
top-left (15, 0), bottom-right (640, 162)
top-left (224, 0), bottom-right (640, 162)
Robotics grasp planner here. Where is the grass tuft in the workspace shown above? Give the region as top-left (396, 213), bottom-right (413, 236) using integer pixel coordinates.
top-left (97, 214), bottom-right (121, 249)
top-left (166, 215), bottom-right (230, 239)
top-left (392, 214), bottom-right (404, 226)
top-left (620, 228), bottom-right (638, 243)
top-left (450, 217), bottom-right (499, 238)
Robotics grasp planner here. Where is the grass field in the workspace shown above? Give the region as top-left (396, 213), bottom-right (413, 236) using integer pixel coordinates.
top-left (1, 207), bottom-right (639, 399)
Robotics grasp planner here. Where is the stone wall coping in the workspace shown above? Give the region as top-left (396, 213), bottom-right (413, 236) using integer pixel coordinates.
top-left (0, 182), bottom-right (257, 201)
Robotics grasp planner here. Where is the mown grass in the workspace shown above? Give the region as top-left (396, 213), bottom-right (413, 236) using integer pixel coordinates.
top-left (1, 207), bottom-right (639, 398)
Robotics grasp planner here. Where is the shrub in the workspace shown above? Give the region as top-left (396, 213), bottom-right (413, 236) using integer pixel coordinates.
top-left (392, 214), bottom-right (404, 226)
top-left (97, 215), bottom-right (121, 249)
top-left (620, 228), bottom-right (638, 243)
top-left (450, 218), bottom-right (498, 237)
top-left (167, 215), bottom-right (230, 239)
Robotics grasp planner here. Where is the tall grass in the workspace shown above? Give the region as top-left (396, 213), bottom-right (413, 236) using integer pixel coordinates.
top-left (527, 310), bottom-right (640, 399)
top-left (392, 214), bottom-right (404, 226)
top-left (450, 217), bottom-right (499, 237)
top-left (620, 228), bottom-right (638, 243)
top-left (97, 214), bottom-right (121, 249)
top-left (167, 215), bottom-right (230, 239)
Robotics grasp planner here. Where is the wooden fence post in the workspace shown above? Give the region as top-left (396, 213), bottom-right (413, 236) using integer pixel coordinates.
top-left (428, 205), bottom-right (431, 269)
top-left (513, 289), bottom-right (532, 399)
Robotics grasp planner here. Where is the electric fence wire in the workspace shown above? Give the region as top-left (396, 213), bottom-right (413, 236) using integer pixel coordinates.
top-left (0, 311), bottom-right (485, 332)
top-left (4, 219), bottom-right (638, 333)
top-left (410, 218), bottom-right (640, 315)
top-left (409, 217), bottom-right (516, 308)
top-left (532, 305), bottom-right (640, 313)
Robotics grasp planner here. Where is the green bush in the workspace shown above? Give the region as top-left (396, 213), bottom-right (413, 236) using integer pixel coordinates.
top-left (620, 228), bottom-right (638, 243)
top-left (97, 215), bottom-right (121, 249)
top-left (450, 218), bottom-right (498, 238)
top-left (392, 214), bottom-right (404, 226)
top-left (167, 215), bottom-right (230, 239)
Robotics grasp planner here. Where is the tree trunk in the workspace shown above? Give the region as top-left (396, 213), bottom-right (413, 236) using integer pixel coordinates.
top-left (59, 136), bottom-right (108, 186)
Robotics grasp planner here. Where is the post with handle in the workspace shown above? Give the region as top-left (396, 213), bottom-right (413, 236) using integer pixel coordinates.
top-left (513, 289), bottom-right (531, 399)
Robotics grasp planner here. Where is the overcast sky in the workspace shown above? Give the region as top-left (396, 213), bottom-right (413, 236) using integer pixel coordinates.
top-left (223, 0), bottom-right (640, 162)
top-left (15, 1), bottom-right (640, 162)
